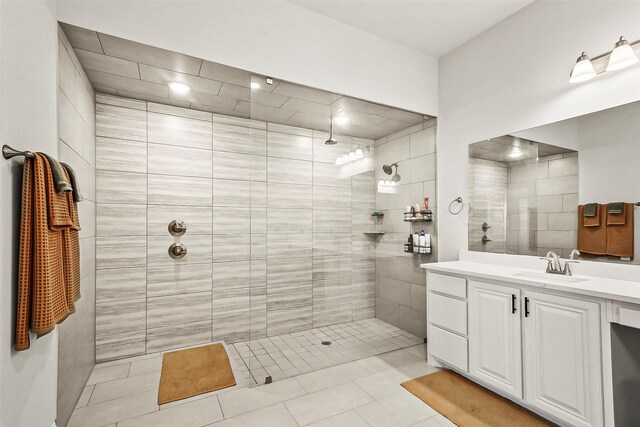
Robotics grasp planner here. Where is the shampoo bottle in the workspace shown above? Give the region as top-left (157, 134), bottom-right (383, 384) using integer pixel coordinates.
top-left (419, 230), bottom-right (426, 247)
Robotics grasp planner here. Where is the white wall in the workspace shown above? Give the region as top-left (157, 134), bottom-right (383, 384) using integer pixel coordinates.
top-left (438, 1), bottom-right (640, 260)
top-left (513, 119), bottom-right (580, 151)
top-left (578, 101), bottom-right (640, 203)
top-left (55, 0), bottom-right (438, 116)
top-left (578, 101), bottom-right (640, 264)
top-left (0, 1), bottom-right (59, 426)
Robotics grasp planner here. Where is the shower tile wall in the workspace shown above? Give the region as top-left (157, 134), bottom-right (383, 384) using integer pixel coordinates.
top-left (468, 158), bottom-right (507, 253)
top-left (507, 153), bottom-right (578, 257)
top-left (373, 119), bottom-right (437, 338)
top-left (94, 94), bottom-right (376, 361)
top-left (57, 25), bottom-right (97, 427)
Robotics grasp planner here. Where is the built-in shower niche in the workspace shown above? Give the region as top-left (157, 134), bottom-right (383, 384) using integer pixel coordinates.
top-left (468, 136), bottom-right (578, 257)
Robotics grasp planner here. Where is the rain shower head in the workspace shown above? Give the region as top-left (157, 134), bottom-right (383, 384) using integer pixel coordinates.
top-left (325, 116), bottom-right (338, 145)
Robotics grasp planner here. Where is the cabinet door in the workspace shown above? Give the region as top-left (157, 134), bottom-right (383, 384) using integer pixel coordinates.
top-left (468, 280), bottom-right (523, 399)
top-left (523, 291), bottom-right (603, 427)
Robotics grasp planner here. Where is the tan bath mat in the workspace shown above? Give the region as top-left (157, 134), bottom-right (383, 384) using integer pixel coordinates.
top-left (158, 343), bottom-right (236, 404)
top-left (401, 370), bottom-right (554, 427)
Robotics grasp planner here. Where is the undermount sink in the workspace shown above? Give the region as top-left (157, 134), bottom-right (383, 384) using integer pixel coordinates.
top-left (513, 271), bottom-right (589, 284)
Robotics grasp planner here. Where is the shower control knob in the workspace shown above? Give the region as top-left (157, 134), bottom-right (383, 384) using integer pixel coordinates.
top-left (168, 220), bottom-right (187, 236)
top-left (168, 243), bottom-right (187, 259)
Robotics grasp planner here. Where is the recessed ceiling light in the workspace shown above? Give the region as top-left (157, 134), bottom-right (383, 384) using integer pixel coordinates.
top-left (509, 149), bottom-right (523, 159)
top-left (334, 115), bottom-right (349, 125)
top-left (168, 81), bottom-right (191, 93)
top-left (250, 82), bottom-right (261, 89)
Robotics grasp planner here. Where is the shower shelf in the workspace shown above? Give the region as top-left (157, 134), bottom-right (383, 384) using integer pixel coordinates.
top-left (404, 244), bottom-right (431, 254)
top-left (403, 210), bottom-right (433, 222)
top-left (363, 231), bottom-right (385, 236)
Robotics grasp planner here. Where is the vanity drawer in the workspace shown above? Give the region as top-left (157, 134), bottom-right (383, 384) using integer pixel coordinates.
top-left (429, 272), bottom-right (467, 299)
top-left (429, 325), bottom-right (468, 372)
top-left (428, 292), bottom-right (467, 335)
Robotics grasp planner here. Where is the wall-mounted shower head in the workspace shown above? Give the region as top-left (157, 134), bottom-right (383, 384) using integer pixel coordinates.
top-left (325, 116), bottom-right (338, 145)
top-left (383, 163), bottom-right (401, 183)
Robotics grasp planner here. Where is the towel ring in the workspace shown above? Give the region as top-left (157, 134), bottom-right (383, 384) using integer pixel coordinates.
top-left (449, 197), bottom-right (464, 215)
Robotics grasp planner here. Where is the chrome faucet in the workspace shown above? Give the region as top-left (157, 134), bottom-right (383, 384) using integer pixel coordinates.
top-left (539, 250), bottom-right (580, 276)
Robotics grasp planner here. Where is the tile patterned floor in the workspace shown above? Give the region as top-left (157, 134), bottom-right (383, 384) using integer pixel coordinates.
top-left (68, 319), bottom-right (449, 427)
top-left (229, 318), bottom-right (425, 386)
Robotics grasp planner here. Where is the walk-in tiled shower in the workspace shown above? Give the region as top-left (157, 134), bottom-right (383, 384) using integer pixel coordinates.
top-left (57, 21), bottom-right (438, 426)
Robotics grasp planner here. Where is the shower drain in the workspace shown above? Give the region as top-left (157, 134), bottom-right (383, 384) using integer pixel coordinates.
top-left (321, 341), bottom-right (332, 346)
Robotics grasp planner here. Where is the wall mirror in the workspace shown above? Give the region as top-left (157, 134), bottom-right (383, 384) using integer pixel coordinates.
top-left (468, 99), bottom-right (640, 265)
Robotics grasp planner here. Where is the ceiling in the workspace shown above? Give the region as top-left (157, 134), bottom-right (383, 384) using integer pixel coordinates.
top-left (60, 23), bottom-right (429, 140)
top-left (290, 0), bottom-right (533, 57)
top-left (469, 135), bottom-right (575, 163)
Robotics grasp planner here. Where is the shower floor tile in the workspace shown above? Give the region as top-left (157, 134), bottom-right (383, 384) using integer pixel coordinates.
top-left (231, 318), bottom-right (423, 386)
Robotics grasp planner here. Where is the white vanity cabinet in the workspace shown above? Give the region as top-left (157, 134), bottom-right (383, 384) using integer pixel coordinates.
top-left (468, 280), bottom-right (523, 399)
top-left (523, 290), bottom-right (603, 427)
top-left (427, 271), bottom-right (604, 427)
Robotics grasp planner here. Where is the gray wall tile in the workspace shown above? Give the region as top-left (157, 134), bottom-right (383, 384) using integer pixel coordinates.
top-left (148, 112), bottom-right (212, 149)
top-left (148, 143), bottom-right (212, 178)
top-left (96, 267), bottom-right (146, 303)
top-left (147, 292), bottom-right (212, 329)
top-left (96, 103), bottom-right (146, 141)
top-left (148, 174), bottom-right (212, 206)
top-left (97, 170), bottom-right (147, 204)
top-left (94, 94), bottom-right (379, 356)
top-left (96, 137), bottom-right (147, 173)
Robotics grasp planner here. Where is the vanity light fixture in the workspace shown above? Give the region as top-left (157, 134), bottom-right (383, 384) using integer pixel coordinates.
top-left (570, 36), bottom-right (640, 83)
top-left (335, 145), bottom-right (369, 166)
top-left (168, 81), bottom-right (191, 93)
top-left (606, 36), bottom-right (639, 71)
top-left (569, 52), bottom-right (597, 84)
top-left (250, 82), bottom-right (261, 89)
top-left (377, 178), bottom-right (398, 194)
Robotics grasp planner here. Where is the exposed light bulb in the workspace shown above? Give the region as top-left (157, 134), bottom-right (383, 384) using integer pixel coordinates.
top-left (341, 154), bottom-right (349, 163)
top-left (569, 52), bottom-right (596, 83)
top-left (348, 151), bottom-right (356, 161)
top-left (335, 156), bottom-right (344, 165)
top-left (378, 180), bottom-right (385, 186)
top-left (168, 81), bottom-right (191, 93)
top-left (606, 36), bottom-right (639, 72)
top-left (355, 147), bottom-right (364, 158)
top-left (384, 180), bottom-right (391, 186)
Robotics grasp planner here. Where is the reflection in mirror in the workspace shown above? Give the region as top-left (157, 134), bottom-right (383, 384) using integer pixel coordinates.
top-left (468, 136), bottom-right (578, 257)
top-left (469, 99), bottom-right (640, 265)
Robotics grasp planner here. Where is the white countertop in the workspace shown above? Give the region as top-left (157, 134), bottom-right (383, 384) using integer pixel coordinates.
top-left (422, 261), bottom-right (640, 305)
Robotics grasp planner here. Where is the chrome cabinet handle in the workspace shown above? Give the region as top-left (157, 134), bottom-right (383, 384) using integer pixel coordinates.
top-left (168, 220), bottom-right (187, 236)
top-left (168, 243), bottom-right (187, 259)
